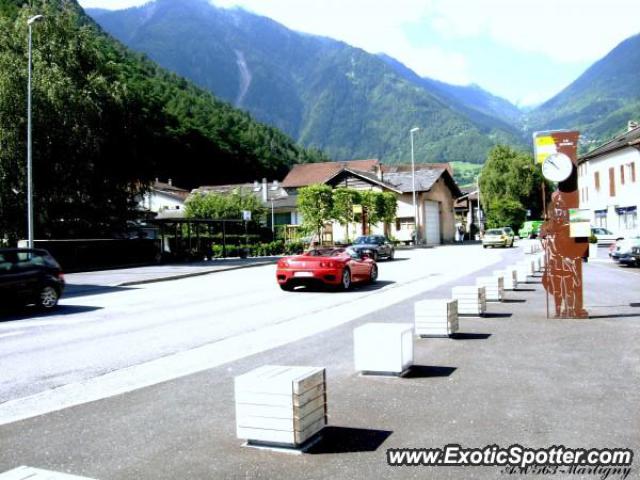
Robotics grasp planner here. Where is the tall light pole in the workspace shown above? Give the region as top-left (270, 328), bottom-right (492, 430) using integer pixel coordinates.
top-left (410, 127), bottom-right (420, 244)
top-left (27, 14), bottom-right (44, 248)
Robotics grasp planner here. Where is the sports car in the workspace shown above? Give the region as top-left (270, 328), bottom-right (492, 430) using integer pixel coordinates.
top-left (276, 248), bottom-right (378, 291)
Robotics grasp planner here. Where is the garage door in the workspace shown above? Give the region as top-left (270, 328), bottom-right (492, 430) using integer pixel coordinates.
top-left (424, 200), bottom-right (441, 245)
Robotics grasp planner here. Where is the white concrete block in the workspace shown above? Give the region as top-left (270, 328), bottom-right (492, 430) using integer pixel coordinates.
top-left (476, 276), bottom-right (504, 302)
top-left (451, 286), bottom-right (486, 315)
top-left (414, 299), bottom-right (458, 337)
top-left (0, 467), bottom-right (96, 480)
top-left (353, 323), bottom-right (414, 374)
top-left (235, 365), bottom-right (327, 446)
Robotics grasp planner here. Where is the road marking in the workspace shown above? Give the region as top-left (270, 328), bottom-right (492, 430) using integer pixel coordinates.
top-left (0, 253), bottom-right (503, 426)
top-left (0, 331), bottom-right (25, 339)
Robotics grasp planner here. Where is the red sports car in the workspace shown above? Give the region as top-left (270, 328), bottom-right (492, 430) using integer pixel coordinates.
top-left (276, 248), bottom-right (378, 291)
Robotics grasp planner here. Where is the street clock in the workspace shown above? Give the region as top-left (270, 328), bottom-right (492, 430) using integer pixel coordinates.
top-left (541, 152), bottom-right (573, 182)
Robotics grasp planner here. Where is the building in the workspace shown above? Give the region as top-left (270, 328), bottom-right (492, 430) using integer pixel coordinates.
top-left (454, 189), bottom-right (484, 238)
top-left (281, 159), bottom-right (462, 245)
top-left (578, 122), bottom-right (640, 235)
top-left (139, 179), bottom-right (189, 219)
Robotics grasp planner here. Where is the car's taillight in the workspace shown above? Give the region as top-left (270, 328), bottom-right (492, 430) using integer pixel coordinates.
top-left (319, 261), bottom-right (336, 268)
top-left (58, 272), bottom-right (65, 281)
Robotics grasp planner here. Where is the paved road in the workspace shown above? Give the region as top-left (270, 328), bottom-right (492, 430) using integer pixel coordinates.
top-left (0, 245), bottom-right (511, 417)
top-left (1, 245), bottom-right (637, 480)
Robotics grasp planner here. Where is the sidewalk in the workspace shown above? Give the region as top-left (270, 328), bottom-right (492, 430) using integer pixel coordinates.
top-left (64, 257), bottom-right (279, 296)
top-left (1, 255), bottom-right (638, 479)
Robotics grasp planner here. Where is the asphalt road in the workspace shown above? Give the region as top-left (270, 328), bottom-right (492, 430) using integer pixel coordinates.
top-left (1, 244), bottom-right (638, 480)
top-left (0, 244), bottom-right (511, 414)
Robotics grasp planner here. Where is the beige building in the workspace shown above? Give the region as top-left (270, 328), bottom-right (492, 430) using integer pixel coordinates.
top-left (281, 159), bottom-right (462, 245)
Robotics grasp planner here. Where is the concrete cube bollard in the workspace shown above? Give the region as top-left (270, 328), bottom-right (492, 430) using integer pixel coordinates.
top-left (414, 299), bottom-right (459, 337)
top-left (514, 264), bottom-right (529, 284)
top-left (476, 276), bottom-right (504, 302)
top-left (452, 286), bottom-right (486, 316)
top-left (235, 365), bottom-right (327, 447)
top-left (354, 323), bottom-right (414, 375)
top-left (493, 269), bottom-right (517, 290)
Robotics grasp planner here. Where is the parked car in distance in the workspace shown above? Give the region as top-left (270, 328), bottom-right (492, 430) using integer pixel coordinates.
top-left (591, 227), bottom-right (623, 246)
top-left (627, 246), bottom-right (640, 267)
top-left (351, 235), bottom-right (395, 261)
top-left (610, 235), bottom-right (640, 262)
top-left (482, 228), bottom-right (514, 248)
top-left (0, 248), bottom-right (65, 310)
top-left (276, 247), bottom-right (377, 291)
top-left (518, 220), bottom-right (544, 239)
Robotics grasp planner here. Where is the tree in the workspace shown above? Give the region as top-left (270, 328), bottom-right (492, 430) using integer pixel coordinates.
top-left (378, 191), bottom-right (398, 236)
top-left (296, 184), bottom-right (333, 242)
top-left (184, 189), bottom-right (265, 220)
top-left (331, 188), bottom-right (360, 242)
top-left (479, 145), bottom-right (550, 233)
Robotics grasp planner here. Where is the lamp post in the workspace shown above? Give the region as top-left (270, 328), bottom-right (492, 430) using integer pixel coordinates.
top-left (27, 14), bottom-right (44, 248)
top-left (410, 127), bottom-right (420, 244)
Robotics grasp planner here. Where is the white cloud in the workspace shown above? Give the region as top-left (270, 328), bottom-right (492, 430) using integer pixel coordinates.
top-left (426, 0), bottom-right (640, 63)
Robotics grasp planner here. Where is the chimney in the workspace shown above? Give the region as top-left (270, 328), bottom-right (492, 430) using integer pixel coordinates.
top-left (628, 121), bottom-right (639, 132)
top-left (262, 178), bottom-right (268, 202)
top-left (168, 178), bottom-right (172, 186)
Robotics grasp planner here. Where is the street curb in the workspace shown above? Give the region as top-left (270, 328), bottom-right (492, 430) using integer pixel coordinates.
top-left (116, 259), bottom-right (278, 287)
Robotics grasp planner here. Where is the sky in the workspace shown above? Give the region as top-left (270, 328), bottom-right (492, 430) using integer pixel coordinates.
top-left (78, 0), bottom-right (640, 106)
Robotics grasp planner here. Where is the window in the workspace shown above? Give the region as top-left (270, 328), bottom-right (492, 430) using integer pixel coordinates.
top-left (616, 207), bottom-right (637, 231)
top-left (594, 171), bottom-right (600, 191)
top-left (609, 167), bottom-right (615, 197)
top-left (395, 217), bottom-right (414, 231)
top-left (594, 210), bottom-right (607, 229)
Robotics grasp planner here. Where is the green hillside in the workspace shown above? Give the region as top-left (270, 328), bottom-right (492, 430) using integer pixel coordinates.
top-left (0, 0), bottom-right (324, 241)
top-left (529, 33), bottom-right (640, 149)
top-left (89, 0), bottom-right (526, 165)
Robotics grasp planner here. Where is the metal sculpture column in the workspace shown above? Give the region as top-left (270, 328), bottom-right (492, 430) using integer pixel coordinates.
top-left (535, 131), bottom-right (588, 319)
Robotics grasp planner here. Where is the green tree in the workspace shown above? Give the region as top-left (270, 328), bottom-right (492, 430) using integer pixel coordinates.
top-left (296, 184), bottom-right (333, 242)
top-left (479, 145), bottom-right (550, 232)
top-left (331, 188), bottom-right (360, 242)
top-left (184, 189), bottom-right (265, 220)
top-left (378, 191), bottom-right (398, 235)
top-left (359, 190), bottom-right (381, 233)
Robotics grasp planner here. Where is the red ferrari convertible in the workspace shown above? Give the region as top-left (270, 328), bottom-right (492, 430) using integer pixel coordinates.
top-left (276, 248), bottom-right (378, 291)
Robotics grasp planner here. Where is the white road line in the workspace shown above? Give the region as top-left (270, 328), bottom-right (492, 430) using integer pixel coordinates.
top-left (0, 331), bottom-right (25, 339)
top-left (0, 253), bottom-right (501, 426)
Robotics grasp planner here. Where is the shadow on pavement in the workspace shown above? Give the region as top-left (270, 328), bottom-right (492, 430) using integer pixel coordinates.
top-left (291, 280), bottom-right (396, 293)
top-left (404, 365), bottom-right (457, 378)
top-left (0, 305), bottom-right (103, 322)
top-left (64, 284), bottom-right (138, 298)
top-left (307, 427), bottom-right (392, 454)
top-left (630, 303), bottom-right (640, 307)
top-left (589, 313), bottom-right (640, 319)
top-left (502, 299), bottom-right (526, 303)
top-left (515, 288), bottom-right (536, 292)
top-left (483, 312), bottom-right (513, 319)
top-left (451, 333), bottom-right (492, 340)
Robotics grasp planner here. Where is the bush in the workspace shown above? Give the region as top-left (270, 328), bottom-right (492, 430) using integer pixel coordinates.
top-left (284, 241), bottom-right (305, 255)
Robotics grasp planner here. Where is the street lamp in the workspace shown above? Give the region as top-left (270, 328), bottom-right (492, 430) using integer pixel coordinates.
top-left (27, 14), bottom-right (44, 248)
top-left (410, 127), bottom-right (420, 244)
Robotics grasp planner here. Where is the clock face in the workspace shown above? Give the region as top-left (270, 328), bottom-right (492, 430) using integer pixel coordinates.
top-left (542, 152), bottom-right (573, 182)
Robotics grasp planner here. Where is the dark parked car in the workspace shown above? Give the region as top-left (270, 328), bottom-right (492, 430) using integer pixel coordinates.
top-left (351, 235), bottom-right (395, 260)
top-left (0, 248), bottom-right (65, 310)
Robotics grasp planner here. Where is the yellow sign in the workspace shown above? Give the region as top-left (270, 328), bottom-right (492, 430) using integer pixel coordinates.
top-left (533, 134), bottom-right (557, 164)
top-left (352, 205), bottom-right (363, 214)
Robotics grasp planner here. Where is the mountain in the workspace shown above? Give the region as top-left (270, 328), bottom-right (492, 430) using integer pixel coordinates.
top-left (88, 0), bottom-right (525, 164)
top-left (0, 0), bottom-right (323, 240)
top-left (529, 33), bottom-right (640, 147)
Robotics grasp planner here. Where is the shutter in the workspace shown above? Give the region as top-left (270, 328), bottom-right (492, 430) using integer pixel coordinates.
top-left (594, 172), bottom-right (600, 190)
top-left (632, 163), bottom-right (637, 183)
top-left (621, 165), bottom-right (625, 185)
top-left (609, 167), bottom-right (615, 197)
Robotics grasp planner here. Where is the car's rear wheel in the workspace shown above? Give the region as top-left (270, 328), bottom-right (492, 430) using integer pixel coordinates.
top-left (340, 268), bottom-right (352, 290)
top-left (38, 285), bottom-right (59, 310)
top-left (369, 264), bottom-right (378, 284)
top-left (279, 283), bottom-right (294, 291)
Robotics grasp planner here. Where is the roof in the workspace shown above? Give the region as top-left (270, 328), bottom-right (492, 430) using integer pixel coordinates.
top-left (282, 159), bottom-right (380, 187)
top-left (152, 181), bottom-right (190, 201)
top-left (192, 183), bottom-right (294, 207)
top-left (382, 163), bottom-right (454, 176)
top-left (579, 125), bottom-right (640, 164)
top-left (383, 168), bottom-right (462, 197)
top-left (326, 168), bottom-right (403, 194)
